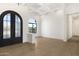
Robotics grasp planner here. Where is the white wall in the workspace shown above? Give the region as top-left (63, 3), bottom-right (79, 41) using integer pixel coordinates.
top-left (41, 11), bottom-right (67, 41)
top-left (0, 3), bottom-right (41, 43)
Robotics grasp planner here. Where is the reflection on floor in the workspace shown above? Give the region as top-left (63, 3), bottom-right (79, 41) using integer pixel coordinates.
top-left (0, 36), bottom-right (79, 56)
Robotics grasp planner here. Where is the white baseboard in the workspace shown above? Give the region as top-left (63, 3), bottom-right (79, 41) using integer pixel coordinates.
top-left (41, 36), bottom-right (68, 42)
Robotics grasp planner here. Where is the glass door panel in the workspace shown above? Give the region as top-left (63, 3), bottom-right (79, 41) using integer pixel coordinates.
top-left (3, 13), bottom-right (11, 39)
top-left (15, 15), bottom-right (21, 37)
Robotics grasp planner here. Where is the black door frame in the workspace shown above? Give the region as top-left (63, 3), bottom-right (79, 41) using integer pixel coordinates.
top-left (0, 10), bottom-right (23, 47)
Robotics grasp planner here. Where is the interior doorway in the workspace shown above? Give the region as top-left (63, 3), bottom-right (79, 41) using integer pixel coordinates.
top-left (72, 16), bottom-right (79, 36)
top-left (67, 13), bottom-right (79, 41)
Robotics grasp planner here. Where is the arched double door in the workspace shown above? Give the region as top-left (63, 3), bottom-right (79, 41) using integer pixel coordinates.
top-left (0, 10), bottom-right (23, 47)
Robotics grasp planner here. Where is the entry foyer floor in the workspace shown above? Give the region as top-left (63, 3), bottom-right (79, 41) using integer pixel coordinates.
top-left (0, 36), bottom-right (79, 56)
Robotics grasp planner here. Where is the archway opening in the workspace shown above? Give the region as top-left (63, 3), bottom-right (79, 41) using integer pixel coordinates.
top-left (28, 17), bottom-right (37, 33)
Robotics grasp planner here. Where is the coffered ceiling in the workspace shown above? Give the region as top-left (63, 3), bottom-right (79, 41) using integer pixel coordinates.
top-left (19, 3), bottom-right (79, 15)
